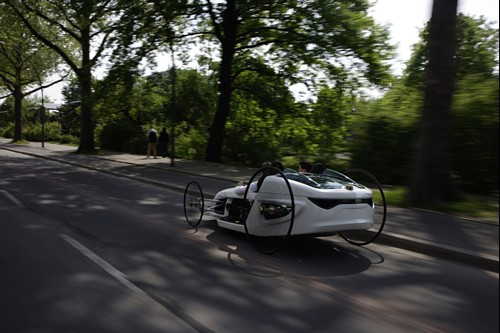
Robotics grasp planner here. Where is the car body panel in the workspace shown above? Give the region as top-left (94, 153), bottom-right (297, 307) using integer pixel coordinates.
top-left (208, 170), bottom-right (375, 237)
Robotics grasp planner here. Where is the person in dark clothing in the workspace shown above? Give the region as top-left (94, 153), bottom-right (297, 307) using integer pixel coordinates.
top-left (158, 127), bottom-right (169, 158)
top-left (310, 163), bottom-right (325, 175)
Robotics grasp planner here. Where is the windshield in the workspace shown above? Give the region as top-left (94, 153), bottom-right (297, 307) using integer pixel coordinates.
top-left (282, 168), bottom-right (357, 189)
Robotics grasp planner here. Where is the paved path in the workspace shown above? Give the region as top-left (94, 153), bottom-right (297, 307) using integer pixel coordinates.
top-left (1, 139), bottom-right (498, 272)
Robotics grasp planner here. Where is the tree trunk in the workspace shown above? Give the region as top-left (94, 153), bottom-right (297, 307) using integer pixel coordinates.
top-left (76, 33), bottom-right (95, 154)
top-left (205, 0), bottom-right (237, 162)
top-left (77, 73), bottom-right (95, 153)
top-left (13, 84), bottom-right (23, 141)
top-left (205, 45), bottom-right (235, 162)
top-left (409, 0), bottom-right (458, 205)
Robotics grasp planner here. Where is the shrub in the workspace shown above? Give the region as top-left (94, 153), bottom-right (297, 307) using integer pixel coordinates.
top-left (24, 122), bottom-right (62, 142)
top-left (174, 122), bottom-right (207, 160)
top-left (99, 119), bottom-right (144, 153)
top-left (1, 122), bottom-right (14, 138)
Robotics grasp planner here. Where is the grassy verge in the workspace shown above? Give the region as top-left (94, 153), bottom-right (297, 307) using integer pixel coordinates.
top-left (8, 139), bottom-right (29, 144)
top-left (374, 186), bottom-right (499, 223)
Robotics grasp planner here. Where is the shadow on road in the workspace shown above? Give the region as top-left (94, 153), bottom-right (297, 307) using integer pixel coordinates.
top-left (200, 220), bottom-right (381, 278)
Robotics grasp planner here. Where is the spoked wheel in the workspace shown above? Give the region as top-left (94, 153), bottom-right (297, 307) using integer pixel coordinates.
top-left (338, 169), bottom-right (387, 246)
top-left (243, 167), bottom-right (295, 254)
top-left (183, 181), bottom-right (204, 227)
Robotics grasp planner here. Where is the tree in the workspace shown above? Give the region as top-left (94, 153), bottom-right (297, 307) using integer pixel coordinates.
top-left (348, 81), bottom-right (422, 185)
top-left (451, 74), bottom-right (499, 194)
top-left (194, 0), bottom-right (394, 162)
top-left (5, 0), bottom-right (130, 152)
top-left (349, 13), bottom-right (498, 191)
top-left (409, 0), bottom-right (458, 205)
top-left (404, 13), bottom-right (498, 88)
top-left (0, 3), bottom-right (63, 141)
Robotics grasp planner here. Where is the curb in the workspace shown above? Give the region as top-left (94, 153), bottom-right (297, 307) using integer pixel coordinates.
top-left (0, 145), bottom-right (189, 194)
top-left (410, 207), bottom-right (498, 226)
top-left (88, 154), bottom-right (239, 183)
top-left (372, 231), bottom-right (499, 273)
top-left (2, 144), bottom-right (498, 272)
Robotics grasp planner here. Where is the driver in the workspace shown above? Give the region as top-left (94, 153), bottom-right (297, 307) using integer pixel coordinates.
top-left (298, 161), bottom-right (312, 173)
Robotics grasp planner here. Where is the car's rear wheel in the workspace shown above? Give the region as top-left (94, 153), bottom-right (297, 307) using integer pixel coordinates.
top-left (338, 169), bottom-right (387, 246)
top-left (183, 181), bottom-right (204, 227)
top-left (243, 167), bottom-right (295, 254)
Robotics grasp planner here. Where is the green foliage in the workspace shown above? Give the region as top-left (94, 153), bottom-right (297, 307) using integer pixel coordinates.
top-left (1, 122), bottom-right (14, 138)
top-left (174, 69), bottom-right (217, 127)
top-left (199, 0), bottom-right (395, 161)
top-left (348, 81), bottom-right (422, 185)
top-left (20, 121), bottom-right (78, 144)
top-left (451, 74), bottom-right (499, 193)
top-left (223, 96), bottom-right (281, 165)
top-left (350, 71), bottom-right (499, 195)
top-left (99, 119), bottom-right (145, 154)
top-left (174, 122), bottom-right (207, 160)
top-left (309, 86), bottom-right (351, 155)
top-left (277, 115), bottom-right (318, 157)
top-left (94, 68), bottom-right (216, 130)
top-left (404, 14), bottom-right (499, 88)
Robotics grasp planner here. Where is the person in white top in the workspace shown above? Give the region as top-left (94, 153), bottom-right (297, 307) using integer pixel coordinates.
top-left (234, 161), bottom-right (272, 195)
top-left (147, 125), bottom-right (158, 158)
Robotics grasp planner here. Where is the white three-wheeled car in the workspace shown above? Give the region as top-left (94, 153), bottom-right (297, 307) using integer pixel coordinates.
top-left (183, 167), bottom-right (386, 253)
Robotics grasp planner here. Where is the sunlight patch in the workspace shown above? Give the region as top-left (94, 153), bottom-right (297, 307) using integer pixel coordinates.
top-left (138, 197), bottom-right (165, 205)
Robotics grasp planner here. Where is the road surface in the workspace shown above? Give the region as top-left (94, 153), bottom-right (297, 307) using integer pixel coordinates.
top-left (1, 149), bottom-right (498, 332)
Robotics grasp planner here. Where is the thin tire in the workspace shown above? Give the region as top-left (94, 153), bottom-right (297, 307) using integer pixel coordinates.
top-left (243, 167), bottom-right (295, 254)
top-left (338, 169), bottom-right (387, 246)
top-left (183, 181), bottom-right (204, 227)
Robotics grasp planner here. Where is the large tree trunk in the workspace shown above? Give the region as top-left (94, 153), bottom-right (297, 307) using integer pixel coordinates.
top-left (205, 45), bottom-right (235, 162)
top-left (409, 0), bottom-right (458, 205)
top-left (76, 33), bottom-right (95, 154)
top-left (77, 71), bottom-right (95, 153)
top-left (205, 0), bottom-right (237, 162)
top-left (13, 84), bottom-right (23, 141)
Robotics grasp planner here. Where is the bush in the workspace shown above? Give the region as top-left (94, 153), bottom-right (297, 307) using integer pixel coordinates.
top-left (174, 122), bottom-right (207, 160)
top-left (349, 115), bottom-right (417, 185)
top-left (451, 75), bottom-right (499, 194)
top-left (99, 119), bottom-right (146, 153)
top-left (99, 119), bottom-right (144, 153)
top-left (58, 134), bottom-right (80, 145)
top-left (1, 122), bottom-right (14, 138)
top-left (24, 122), bottom-right (63, 142)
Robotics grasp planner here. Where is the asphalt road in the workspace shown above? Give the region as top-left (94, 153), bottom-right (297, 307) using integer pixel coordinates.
top-left (1, 149), bottom-right (498, 333)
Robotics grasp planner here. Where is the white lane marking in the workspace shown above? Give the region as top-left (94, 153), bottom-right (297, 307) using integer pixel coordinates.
top-left (0, 189), bottom-right (25, 208)
top-left (59, 233), bottom-right (141, 293)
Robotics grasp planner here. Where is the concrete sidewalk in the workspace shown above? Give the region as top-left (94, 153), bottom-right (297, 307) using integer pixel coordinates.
top-left (1, 139), bottom-right (498, 272)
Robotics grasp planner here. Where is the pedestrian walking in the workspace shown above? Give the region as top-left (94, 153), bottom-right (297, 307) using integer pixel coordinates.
top-left (147, 125), bottom-right (158, 159)
top-left (158, 127), bottom-right (169, 158)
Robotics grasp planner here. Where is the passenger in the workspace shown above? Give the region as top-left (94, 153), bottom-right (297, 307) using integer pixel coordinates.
top-left (256, 161), bottom-right (283, 191)
top-left (228, 161), bottom-right (273, 223)
top-left (298, 161), bottom-right (312, 173)
top-left (310, 163), bottom-right (325, 175)
top-left (271, 161), bottom-right (284, 171)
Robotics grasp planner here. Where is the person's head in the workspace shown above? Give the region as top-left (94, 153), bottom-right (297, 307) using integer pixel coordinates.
top-left (261, 161), bottom-right (272, 168)
top-left (298, 161), bottom-right (312, 173)
top-left (271, 161), bottom-right (284, 172)
top-left (257, 161), bottom-right (283, 191)
top-left (310, 163), bottom-right (325, 175)
top-left (150, 125), bottom-right (154, 129)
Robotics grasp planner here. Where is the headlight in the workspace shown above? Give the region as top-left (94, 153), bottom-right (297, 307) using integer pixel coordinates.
top-left (259, 203), bottom-right (291, 219)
